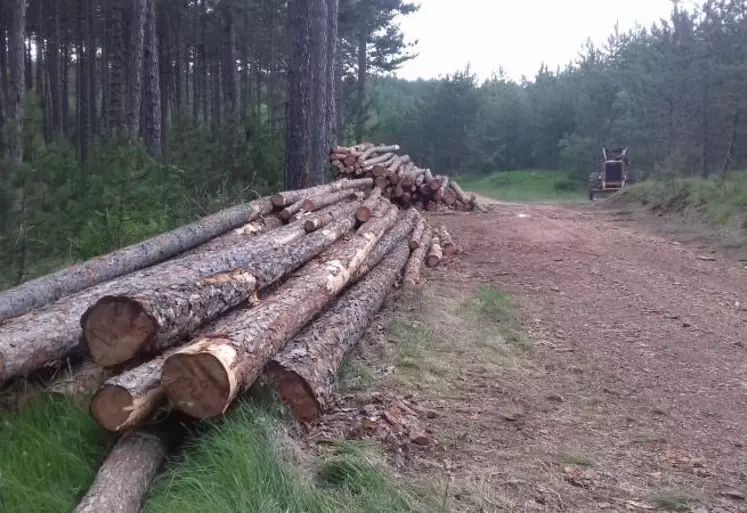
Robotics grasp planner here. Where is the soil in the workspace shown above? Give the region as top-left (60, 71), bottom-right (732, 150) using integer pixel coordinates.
top-left (322, 199), bottom-right (747, 513)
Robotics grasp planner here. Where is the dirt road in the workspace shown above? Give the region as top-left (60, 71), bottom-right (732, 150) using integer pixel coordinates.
top-left (415, 201), bottom-right (747, 512)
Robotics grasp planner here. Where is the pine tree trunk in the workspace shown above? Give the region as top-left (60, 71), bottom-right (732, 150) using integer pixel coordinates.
top-left (354, 208), bottom-right (419, 280)
top-left (82, 215), bottom-right (357, 367)
top-left (73, 431), bottom-right (168, 513)
top-left (128, 0), bottom-right (147, 137)
top-left (143, 0), bottom-right (161, 154)
top-left (7, 0), bottom-right (26, 163)
top-left (268, 244), bottom-right (409, 422)
top-left (310, 0), bottom-right (329, 185)
top-left (271, 177), bottom-right (372, 208)
top-left (285, 0), bottom-right (314, 189)
top-left (47, 0), bottom-right (63, 139)
top-left (404, 226), bottom-right (432, 287)
top-left (106, 0), bottom-right (125, 134)
top-left (161, 207), bottom-right (400, 419)
top-left (354, 8), bottom-right (368, 143)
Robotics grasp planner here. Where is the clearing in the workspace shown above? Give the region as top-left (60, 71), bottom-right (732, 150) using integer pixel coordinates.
top-left (347, 197), bottom-right (747, 512)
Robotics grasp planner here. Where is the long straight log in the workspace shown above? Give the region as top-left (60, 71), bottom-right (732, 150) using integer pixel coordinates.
top-left (301, 189), bottom-right (362, 212)
top-left (73, 431), bottom-right (168, 513)
top-left (0, 198), bottom-right (274, 323)
top-left (358, 145), bottom-right (399, 162)
top-left (361, 152), bottom-right (394, 168)
top-left (449, 180), bottom-right (475, 206)
top-left (435, 225), bottom-right (457, 256)
top-left (357, 187), bottom-right (383, 222)
top-left (304, 199), bottom-right (363, 232)
top-left (193, 216), bottom-right (284, 253)
top-left (278, 199), bottom-right (306, 222)
top-left (161, 208), bottom-right (400, 419)
top-left (270, 178), bottom-right (372, 208)
top-left (82, 216), bottom-right (357, 367)
top-left (267, 245), bottom-right (410, 422)
top-left (0, 217), bottom-right (312, 384)
top-left (354, 208), bottom-right (419, 280)
top-left (409, 218), bottom-right (426, 250)
top-left (404, 227), bottom-right (432, 287)
top-left (426, 236), bottom-right (444, 268)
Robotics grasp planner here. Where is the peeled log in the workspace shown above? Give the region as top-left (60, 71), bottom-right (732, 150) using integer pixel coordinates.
top-left (82, 217), bottom-right (356, 367)
top-left (74, 431), bottom-right (168, 513)
top-left (301, 189), bottom-right (362, 212)
top-left (267, 245), bottom-right (410, 422)
top-left (270, 178), bottom-right (372, 208)
top-left (0, 198), bottom-right (274, 323)
top-left (404, 227), bottom-right (432, 287)
top-left (161, 208), bottom-right (400, 419)
top-left (426, 236), bottom-right (444, 268)
top-left (357, 187), bottom-right (383, 222)
top-left (0, 216), bottom-right (309, 384)
top-left (409, 218), bottom-right (426, 250)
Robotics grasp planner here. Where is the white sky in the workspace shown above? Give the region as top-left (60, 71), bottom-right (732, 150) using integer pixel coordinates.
top-left (396, 0), bottom-right (697, 81)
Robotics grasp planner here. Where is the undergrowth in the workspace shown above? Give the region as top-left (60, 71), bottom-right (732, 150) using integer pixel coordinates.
top-left (458, 170), bottom-right (584, 202)
top-left (0, 396), bottom-right (113, 513)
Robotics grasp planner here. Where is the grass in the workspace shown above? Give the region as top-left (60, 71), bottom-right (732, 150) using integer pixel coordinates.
top-left (616, 171), bottom-right (747, 229)
top-left (458, 169), bottom-right (585, 202)
top-left (470, 285), bottom-right (531, 351)
top-left (144, 400), bottom-right (431, 513)
top-left (652, 490), bottom-right (700, 512)
top-left (0, 396), bottom-right (113, 513)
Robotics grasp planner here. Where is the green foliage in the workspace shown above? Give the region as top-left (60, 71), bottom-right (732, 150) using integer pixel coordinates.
top-left (0, 396), bottom-right (113, 513)
top-left (144, 401), bottom-right (431, 513)
top-left (458, 170), bottom-right (584, 202)
top-left (471, 285), bottom-right (530, 350)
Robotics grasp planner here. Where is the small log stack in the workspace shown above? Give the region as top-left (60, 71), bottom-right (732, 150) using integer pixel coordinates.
top-left (330, 143), bottom-right (478, 212)
top-left (0, 141), bottom-right (473, 513)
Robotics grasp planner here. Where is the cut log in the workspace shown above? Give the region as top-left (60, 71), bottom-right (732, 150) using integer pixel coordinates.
top-left (0, 215), bottom-right (311, 384)
top-left (371, 165), bottom-right (388, 177)
top-left (278, 199), bottom-right (306, 222)
top-left (374, 176), bottom-right (389, 189)
top-left (404, 227), bottom-right (432, 287)
top-left (270, 178), bottom-right (372, 208)
top-left (424, 168), bottom-right (434, 184)
top-left (303, 199), bottom-right (362, 233)
top-left (354, 208), bottom-right (419, 280)
top-left (73, 431), bottom-right (168, 513)
top-left (449, 180), bottom-right (475, 206)
top-left (267, 244), bottom-right (410, 422)
top-left (0, 198), bottom-right (274, 323)
top-left (301, 189), bottom-right (362, 212)
top-left (47, 361), bottom-right (110, 398)
top-left (161, 207), bottom-right (400, 419)
top-left (82, 216), bottom-right (357, 367)
top-left (409, 218), bottom-right (426, 250)
top-left (192, 216), bottom-right (284, 253)
top-left (358, 145), bottom-right (399, 162)
top-left (89, 350), bottom-right (175, 432)
top-left (361, 152), bottom-right (394, 168)
top-left (435, 225), bottom-right (457, 256)
top-left (426, 236), bottom-right (443, 268)
top-left (357, 187), bottom-right (383, 222)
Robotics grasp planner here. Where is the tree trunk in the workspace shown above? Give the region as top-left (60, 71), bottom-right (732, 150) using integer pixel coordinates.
top-left (73, 431), bottom-right (168, 513)
top-left (426, 236), bottom-right (443, 268)
top-left (301, 188), bottom-right (361, 212)
top-left (354, 7), bottom-right (368, 143)
top-left (354, 208), bottom-right (418, 280)
top-left (161, 208), bottom-right (400, 419)
top-left (7, 0), bottom-right (26, 163)
top-left (285, 0), bottom-right (313, 189)
top-left (403, 227), bottom-right (432, 287)
top-left (409, 217), bottom-right (425, 250)
top-left (127, 0), bottom-right (147, 137)
top-left (267, 244), bottom-right (408, 422)
top-left (310, 0), bottom-right (329, 185)
top-left (0, 198), bottom-right (275, 322)
top-left (143, 0), bottom-right (161, 154)
top-left (47, 0), bottom-right (63, 138)
top-left (271, 177), bottom-right (372, 207)
top-left (722, 109), bottom-right (740, 180)
top-left (357, 187), bottom-right (382, 222)
top-left (82, 215), bottom-right (357, 367)
top-left (303, 198), bottom-right (364, 232)
top-left (434, 225), bottom-right (456, 256)
top-left (326, 0), bottom-right (339, 150)
top-left (106, 0), bottom-right (125, 134)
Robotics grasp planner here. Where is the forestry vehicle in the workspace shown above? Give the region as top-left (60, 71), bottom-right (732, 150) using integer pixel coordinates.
top-left (588, 147), bottom-right (636, 200)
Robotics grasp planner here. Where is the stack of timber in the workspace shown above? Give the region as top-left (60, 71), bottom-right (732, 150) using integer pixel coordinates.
top-left (0, 179), bottom-right (461, 513)
top-left (330, 143), bottom-right (479, 212)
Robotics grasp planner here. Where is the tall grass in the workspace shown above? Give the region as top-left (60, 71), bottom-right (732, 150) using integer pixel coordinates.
top-left (0, 396), bottom-right (113, 513)
top-left (458, 170), bottom-right (584, 202)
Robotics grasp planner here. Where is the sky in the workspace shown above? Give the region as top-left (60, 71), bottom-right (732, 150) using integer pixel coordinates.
top-left (396, 0), bottom-right (696, 81)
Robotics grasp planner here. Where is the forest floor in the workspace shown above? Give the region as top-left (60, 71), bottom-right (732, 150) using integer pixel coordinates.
top-left (339, 198), bottom-right (747, 512)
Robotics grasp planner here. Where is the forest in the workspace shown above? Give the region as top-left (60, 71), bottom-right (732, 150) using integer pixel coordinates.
top-left (2, 0), bottom-right (747, 287)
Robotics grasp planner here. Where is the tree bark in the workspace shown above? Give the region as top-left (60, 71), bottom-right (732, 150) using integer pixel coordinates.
top-left (303, 198), bottom-right (364, 232)
top-left (73, 431), bottom-right (168, 513)
top-left (285, 0), bottom-right (313, 189)
top-left (301, 188), bottom-right (362, 212)
top-left (449, 180), bottom-right (475, 206)
top-left (143, 0), bottom-right (161, 154)
top-left (357, 187), bottom-right (382, 222)
top-left (267, 244), bottom-right (409, 422)
top-left (127, 0), bottom-right (147, 137)
top-left (354, 208), bottom-right (419, 280)
top-left (354, 4), bottom-right (368, 143)
top-left (161, 207), bottom-right (400, 419)
top-left (310, 0), bottom-right (329, 185)
top-left (434, 225), bottom-right (456, 256)
top-left (0, 198), bottom-right (275, 322)
top-left (426, 236), bottom-right (443, 268)
top-left (326, 0), bottom-right (339, 150)
top-left (409, 217), bottom-right (425, 250)
top-left (404, 227), bottom-right (432, 287)
top-left (7, 0), bottom-right (26, 163)
top-left (82, 216), bottom-right (357, 367)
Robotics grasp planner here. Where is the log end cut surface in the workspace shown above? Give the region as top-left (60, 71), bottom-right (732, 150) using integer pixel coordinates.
top-left (161, 350), bottom-right (232, 419)
top-left (83, 297), bottom-right (157, 367)
top-left (265, 363), bottom-right (321, 423)
top-left (90, 384), bottom-right (136, 432)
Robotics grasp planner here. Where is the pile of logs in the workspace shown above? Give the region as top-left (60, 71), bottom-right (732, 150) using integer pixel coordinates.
top-left (0, 175), bottom-right (462, 513)
top-left (330, 143), bottom-right (478, 212)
